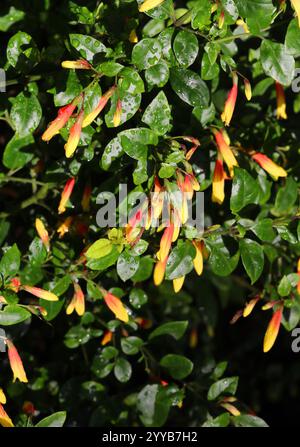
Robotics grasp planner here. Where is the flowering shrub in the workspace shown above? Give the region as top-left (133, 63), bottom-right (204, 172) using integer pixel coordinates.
top-left (0, 0), bottom-right (300, 428)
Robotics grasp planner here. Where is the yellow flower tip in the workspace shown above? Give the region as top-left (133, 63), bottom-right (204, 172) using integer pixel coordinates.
top-left (220, 402), bottom-right (241, 417)
top-left (244, 78), bottom-right (252, 101)
top-left (103, 291), bottom-right (129, 323)
top-left (193, 240), bottom-right (204, 276)
top-left (243, 296), bottom-right (260, 317)
top-left (41, 101), bottom-right (78, 142)
top-left (263, 308), bottom-right (283, 353)
top-left (138, 0), bottom-right (165, 13)
top-left (218, 10), bottom-right (225, 29)
top-left (64, 110), bottom-right (84, 158)
top-left (275, 82), bottom-right (287, 120)
top-left (129, 29), bottom-right (138, 43)
top-left (173, 276), bottom-right (185, 293)
top-left (159, 224), bottom-right (174, 262)
top-left (214, 130), bottom-right (238, 177)
top-left (291, 0), bottom-right (300, 27)
top-left (113, 99), bottom-right (122, 127)
top-left (82, 86), bottom-right (115, 128)
top-left (61, 60), bottom-right (91, 70)
top-left (212, 157), bottom-right (226, 205)
top-left (35, 218), bottom-right (50, 250)
top-left (0, 404), bottom-right (14, 428)
top-left (0, 389), bottom-right (6, 405)
top-left (23, 285), bottom-right (59, 302)
top-left (153, 258), bottom-right (167, 286)
top-left (236, 18), bottom-right (250, 33)
top-left (7, 340), bottom-right (28, 383)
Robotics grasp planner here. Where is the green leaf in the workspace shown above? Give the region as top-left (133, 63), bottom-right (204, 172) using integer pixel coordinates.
top-left (3, 134), bottom-right (34, 169)
top-left (36, 411), bottom-right (67, 427)
top-left (86, 245), bottom-right (119, 271)
top-left (142, 91), bottom-right (171, 135)
top-left (0, 244), bottom-right (20, 278)
top-left (278, 275), bottom-right (292, 297)
top-left (0, 7), bottom-right (24, 32)
top-left (207, 376), bottom-right (239, 400)
top-left (69, 33), bottom-right (107, 61)
top-left (98, 61), bottom-right (124, 76)
top-left (230, 168), bottom-right (260, 213)
top-left (129, 288), bottom-right (148, 309)
top-left (170, 68), bottom-right (210, 107)
top-left (132, 38), bottom-right (162, 70)
top-left (285, 19), bottom-right (300, 57)
top-left (7, 31), bottom-right (39, 71)
top-left (10, 92), bottom-right (42, 137)
top-left (149, 321), bottom-right (188, 341)
top-left (240, 239), bottom-right (264, 284)
top-left (114, 357), bottom-right (132, 383)
top-left (173, 30), bottom-right (199, 68)
top-left (191, 0), bottom-right (212, 29)
top-left (272, 177), bottom-right (298, 216)
top-left (260, 40), bottom-right (295, 86)
top-left (202, 413), bottom-right (230, 427)
top-left (0, 220), bottom-right (10, 247)
top-left (234, 0), bottom-right (275, 31)
top-left (208, 239), bottom-right (240, 277)
top-left (145, 60), bottom-right (170, 88)
top-left (160, 354), bottom-right (193, 380)
top-left (86, 239), bottom-right (112, 259)
top-left (121, 336), bottom-right (144, 355)
top-left (117, 251), bottom-right (140, 281)
top-left (165, 242), bottom-right (196, 280)
top-left (0, 305), bottom-right (31, 326)
top-left (251, 218), bottom-right (276, 242)
top-left (233, 414), bottom-right (268, 427)
top-left (137, 384), bottom-right (171, 427)
top-left (119, 67), bottom-right (145, 95)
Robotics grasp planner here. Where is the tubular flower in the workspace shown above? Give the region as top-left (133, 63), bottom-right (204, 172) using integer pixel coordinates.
top-left (81, 183), bottom-right (92, 212)
top-left (244, 78), bottom-right (252, 100)
top-left (65, 109), bottom-right (84, 158)
top-left (214, 129), bottom-right (238, 177)
top-left (57, 216), bottom-right (73, 238)
top-left (221, 72), bottom-right (238, 126)
top-left (173, 276), bottom-right (185, 293)
top-left (218, 10), bottom-right (225, 28)
top-left (157, 223), bottom-right (174, 262)
top-left (61, 59), bottom-right (92, 70)
top-left (139, 0), bottom-right (165, 12)
top-left (263, 307), bottom-right (283, 353)
top-left (243, 295), bottom-right (260, 317)
top-left (220, 402), bottom-right (241, 416)
top-left (251, 153), bottom-right (287, 180)
top-left (275, 82), bottom-right (287, 119)
top-left (113, 99), bottom-right (122, 127)
top-left (101, 330), bottom-right (113, 346)
top-left (42, 98), bottom-right (79, 142)
top-left (66, 283), bottom-right (85, 316)
top-left (101, 288), bottom-right (129, 323)
top-left (184, 137), bottom-right (200, 160)
top-left (212, 155), bottom-right (226, 204)
top-left (0, 404), bottom-right (14, 428)
top-left (151, 176), bottom-right (165, 220)
top-left (6, 339), bottom-right (28, 383)
top-left (291, 0), bottom-right (300, 26)
top-left (126, 204), bottom-right (147, 244)
top-left (171, 210), bottom-right (181, 243)
top-left (58, 177), bottom-right (75, 214)
top-left (35, 218), bottom-right (50, 250)
top-left (22, 285), bottom-right (59, 302)
top-left (0, 389), bottom-right (6, 404)
top-left (82, 86), bottom-right (116, 128)
top-left (192, 240), bottom-right (204, 276)
top-left (129, 29), bottom-right (138, 43)
top-left (153, 257), bottom-right (168, 286)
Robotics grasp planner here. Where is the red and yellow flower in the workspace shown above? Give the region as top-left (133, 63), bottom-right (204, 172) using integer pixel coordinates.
top-left (22, 285), bottom-right (59, 302)
top-left (101, 330), bottom-right (113, 346)
top-left (61, 59), bottom-right (92, 70)
top-left (42, 97), bottom-right (79, 142)
top-left (100, 288), bottom-right (129, 323)
top-left (81, 183), bottom-right (92, 212)
top-left (82, 86), bottom-right (116, 128)
top-left (113, 99), bottom-right (122, 127)
top-left (221, 72), bottom-right (238, 126)
top-left (263, 306), bottom-right (283, 353)
top-left (251, 152), bottom-right (287, 180)
top-left (57, 216), bottom-right (73, 238)
top-left (6, 339), bottom-right (28, 383)
top-left (64, 109), bottom-right (84, 158)
top-left (58, 177), bottom-right (76, 214)
top-left (0, 404), bottom-right (14, 427)
top-left (212, 154), bottom-right (227, 204)
top-left (214, 129), bottom-right (238, 177)
top-left (66, 283), bottom-right (85, 316)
